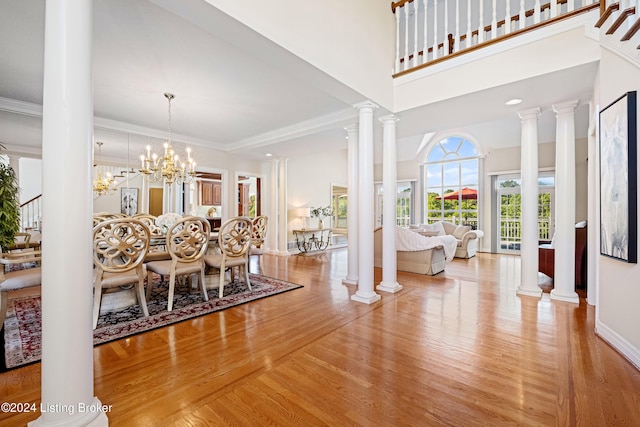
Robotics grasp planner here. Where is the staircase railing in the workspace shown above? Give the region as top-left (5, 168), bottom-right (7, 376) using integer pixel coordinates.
top-left (597, 1), bottom-right (640, 62)
top-left (392, 0), bottom-right (604, 76)
top-left (20, 194), bottom-right (42, 230)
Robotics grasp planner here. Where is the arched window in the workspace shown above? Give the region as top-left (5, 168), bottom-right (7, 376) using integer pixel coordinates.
top-left (423, 136), bottom-right (479, 227)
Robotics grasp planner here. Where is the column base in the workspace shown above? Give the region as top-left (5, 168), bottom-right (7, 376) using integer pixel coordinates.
top-left (29, 397), bottom-right (109, 427)
top-left (276, 250), bottom-right (290, 257)
top-left (516, 287), bottom-right (543, 298)
top-left (377, 281), bottom-right (403, 293)
top-left (351, 292), bottom-right (381, 304)
top-left (342, 277), bottom-right (358, 286)
top-left (550, 289), bottom-right (580, 304)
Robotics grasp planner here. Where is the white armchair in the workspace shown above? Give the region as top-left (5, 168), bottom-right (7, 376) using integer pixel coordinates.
top-left (415, 222), bottom-right (484, 259)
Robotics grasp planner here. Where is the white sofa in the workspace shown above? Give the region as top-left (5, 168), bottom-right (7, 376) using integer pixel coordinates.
top-left (411, 222), bottom-right (484, 259)
top-left (373, 227), bottom-right (447, 275)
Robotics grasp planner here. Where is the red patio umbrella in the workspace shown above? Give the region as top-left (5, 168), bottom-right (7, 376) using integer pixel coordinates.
top-left (436, 187), bottom-right (478, 200)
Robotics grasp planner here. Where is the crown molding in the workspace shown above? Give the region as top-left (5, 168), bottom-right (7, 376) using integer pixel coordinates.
top-left (0, 96), bottom-right (227, 151)
top-left (229, 107), bottom-right (358, 152)
top-left (0, 97), bottom-right (42, 117)
top-left (1, 96), bottom-right (356, 154)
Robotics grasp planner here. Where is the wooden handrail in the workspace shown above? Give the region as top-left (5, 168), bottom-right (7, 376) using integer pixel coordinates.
top-left (391, 0), bottom-right (413, 14)
top-left (595, 2), bottom-right (620, 27)
top-left (606, 6), bottom-right (636, 34)
top-left (621, 16), bottom-right (640, 41)
top-left (20, 194), bottom-right (42, 208)
top-left (393, 2), bottom-right (601, 78)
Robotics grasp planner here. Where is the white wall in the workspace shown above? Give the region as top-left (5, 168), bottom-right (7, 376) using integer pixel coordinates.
top-left (18, 157), bottom-right (42, 204)
top-left (203, 0), bottom-right (395, 110)
top-left (287, 148), bottom-right (348, 245)
top-left (596, 48), bottom-right (640, 367)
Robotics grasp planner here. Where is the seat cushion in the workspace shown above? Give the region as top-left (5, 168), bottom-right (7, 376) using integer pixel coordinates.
top-left (0, 267), bottom-right (42, 291)
top-left (203, 253), bottom-right (247, 268)
top-left (98, 269), bottom-right (145, 288)
top-left (146, 260), bottom-right (203, 276)
top-left (452, 225), bottom-right (471, 239)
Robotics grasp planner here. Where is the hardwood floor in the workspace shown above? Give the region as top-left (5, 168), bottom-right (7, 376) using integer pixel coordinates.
top-left (2, 250), bottom-right (640, 426)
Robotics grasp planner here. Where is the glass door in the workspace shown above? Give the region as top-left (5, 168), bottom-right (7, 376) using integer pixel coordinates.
top-left (496, 173), bottom-right (555, 254)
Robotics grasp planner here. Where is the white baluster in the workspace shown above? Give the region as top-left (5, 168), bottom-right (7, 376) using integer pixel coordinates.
top-left (551, 0), bottom-right (559, 17)
top-left (432, 0), bottom-right (439, 59)
top-left (454, 0), bottom-right (460, 52)
top-left (567, 0), bottom-right (575, 12)
top-left (444, 0), bottom-right (449, 56)
top-left (423, 0), bottom-right (429, 63)
top-left (519, 0), bottom-right (526, 30)
top-left (466, 0), bottom-right (472, 49)
top-left (395, 6), bottom-right (401, 73)
top-left (534, 0), bottom-right (541, 24)
top-left (491, 0), bottom-right (497, 39)
top-left (505, 0), bottom-right (512, 34)
top-left (413, 1), bottom-right (419, 67)
top-left (404, 5), bottom-right (410, 70)
top-left (479, 0), bottom-right (485, 43)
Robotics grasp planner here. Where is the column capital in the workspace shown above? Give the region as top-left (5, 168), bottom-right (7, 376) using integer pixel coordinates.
top-left (353, 100), bottom-right (379, 111)
top-left (344, 123), bottom-right (359, 134)
top-left (552, 100), bottom-right (579, 115)
top-left (517, 107), bottom-right (541, 121)
top-left (379, 114), bottom-right (400, 124)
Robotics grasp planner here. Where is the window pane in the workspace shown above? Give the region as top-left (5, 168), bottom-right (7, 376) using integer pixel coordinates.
top-left (427, 146), bottom-right (445, 162)
top-left (499, 178), bottom-right (521, 188)
top-left (426, 164), bottom-right (442, 187)
top-left (458, 139), bottom-right (479, 158)
top-left (443, 163), bottom-right (459, 187)
top-left (460, 159), bottom-right (478, 186)
top-left (441, 137), bottom-right (462, 153)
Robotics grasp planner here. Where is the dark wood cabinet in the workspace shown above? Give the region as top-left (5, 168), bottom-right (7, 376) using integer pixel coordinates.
top-left (200, 181), bottom-right (222, 206)
top-left (538, 224), bottom-right (588, 289)
top-left (206, 217), bottom-right (222, 231)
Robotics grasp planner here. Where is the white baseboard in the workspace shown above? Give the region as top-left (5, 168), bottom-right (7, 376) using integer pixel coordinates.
top-left (595, 321), bottom-right (640, 371)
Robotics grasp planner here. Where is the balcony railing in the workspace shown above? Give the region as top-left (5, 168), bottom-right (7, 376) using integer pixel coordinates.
top-left (392, 0), bottom-right (604, 76)
top-left (20, 194), bottom-right (42, 231)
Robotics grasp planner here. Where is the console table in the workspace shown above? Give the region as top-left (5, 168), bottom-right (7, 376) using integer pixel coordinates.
top-left (293, 228), bottom-right (332, 254)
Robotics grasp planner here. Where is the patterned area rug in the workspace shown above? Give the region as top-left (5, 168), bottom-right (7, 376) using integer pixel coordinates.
top-left (2, 274), bottom-right (302, 370)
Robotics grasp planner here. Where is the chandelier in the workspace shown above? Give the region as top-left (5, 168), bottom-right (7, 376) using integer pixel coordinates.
top-left (93, 142), bottom-right (117, 196)
top-left (139, 93), bottom-right (196, 185)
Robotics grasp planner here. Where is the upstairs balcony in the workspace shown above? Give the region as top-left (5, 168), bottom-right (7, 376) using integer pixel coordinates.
top-left (392, 0), bottom-right (639, 77)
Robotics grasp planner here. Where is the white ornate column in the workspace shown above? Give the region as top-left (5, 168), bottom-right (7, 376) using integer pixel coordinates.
top-left (351, 101), bottom-right (381, 304)
top-left (377, 115), bottom-right (402, 293)
top-left (267, 158), bottom-right (279, 253)
top-left (517, 108), bottom-right (543, 298)
top-left (34, 0), bottom-right (108, 425)
top-left (551, 100), bottom-right (580, 304)
top-left (277, 158), bottom-right (290, 256)
top-left (342, 124), bottom-right (359, 286)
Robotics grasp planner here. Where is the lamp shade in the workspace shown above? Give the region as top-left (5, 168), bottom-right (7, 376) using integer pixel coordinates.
top-left (294, 207), bottom-right (311, 218)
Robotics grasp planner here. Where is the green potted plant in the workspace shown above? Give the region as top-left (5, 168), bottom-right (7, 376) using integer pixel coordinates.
top-left (0, 144), bottom-right (20, 251)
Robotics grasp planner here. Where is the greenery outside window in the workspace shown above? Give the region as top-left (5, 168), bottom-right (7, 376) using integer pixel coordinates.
top-left (424, 137), bottom-right (479, 228)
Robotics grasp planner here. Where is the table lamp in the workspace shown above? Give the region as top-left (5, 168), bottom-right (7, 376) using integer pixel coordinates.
top-left (294, 207), bottom-right (311, 230)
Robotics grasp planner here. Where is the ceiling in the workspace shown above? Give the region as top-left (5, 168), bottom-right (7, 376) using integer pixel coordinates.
top-left (0, 0), bottom-right (597, 165)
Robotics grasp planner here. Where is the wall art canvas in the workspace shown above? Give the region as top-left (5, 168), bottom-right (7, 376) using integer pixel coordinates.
top-left (599, 91), bottom-right (637, 263)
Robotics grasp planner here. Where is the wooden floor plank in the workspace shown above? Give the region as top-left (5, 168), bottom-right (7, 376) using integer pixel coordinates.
top-left (1, 251), bottom-right (640, 426)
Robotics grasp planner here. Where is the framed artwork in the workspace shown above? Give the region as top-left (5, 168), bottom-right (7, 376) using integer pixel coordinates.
top-left (121, 188), bottom-right (139, 216)
top-left (599, 91), bottom-right (637, 263)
